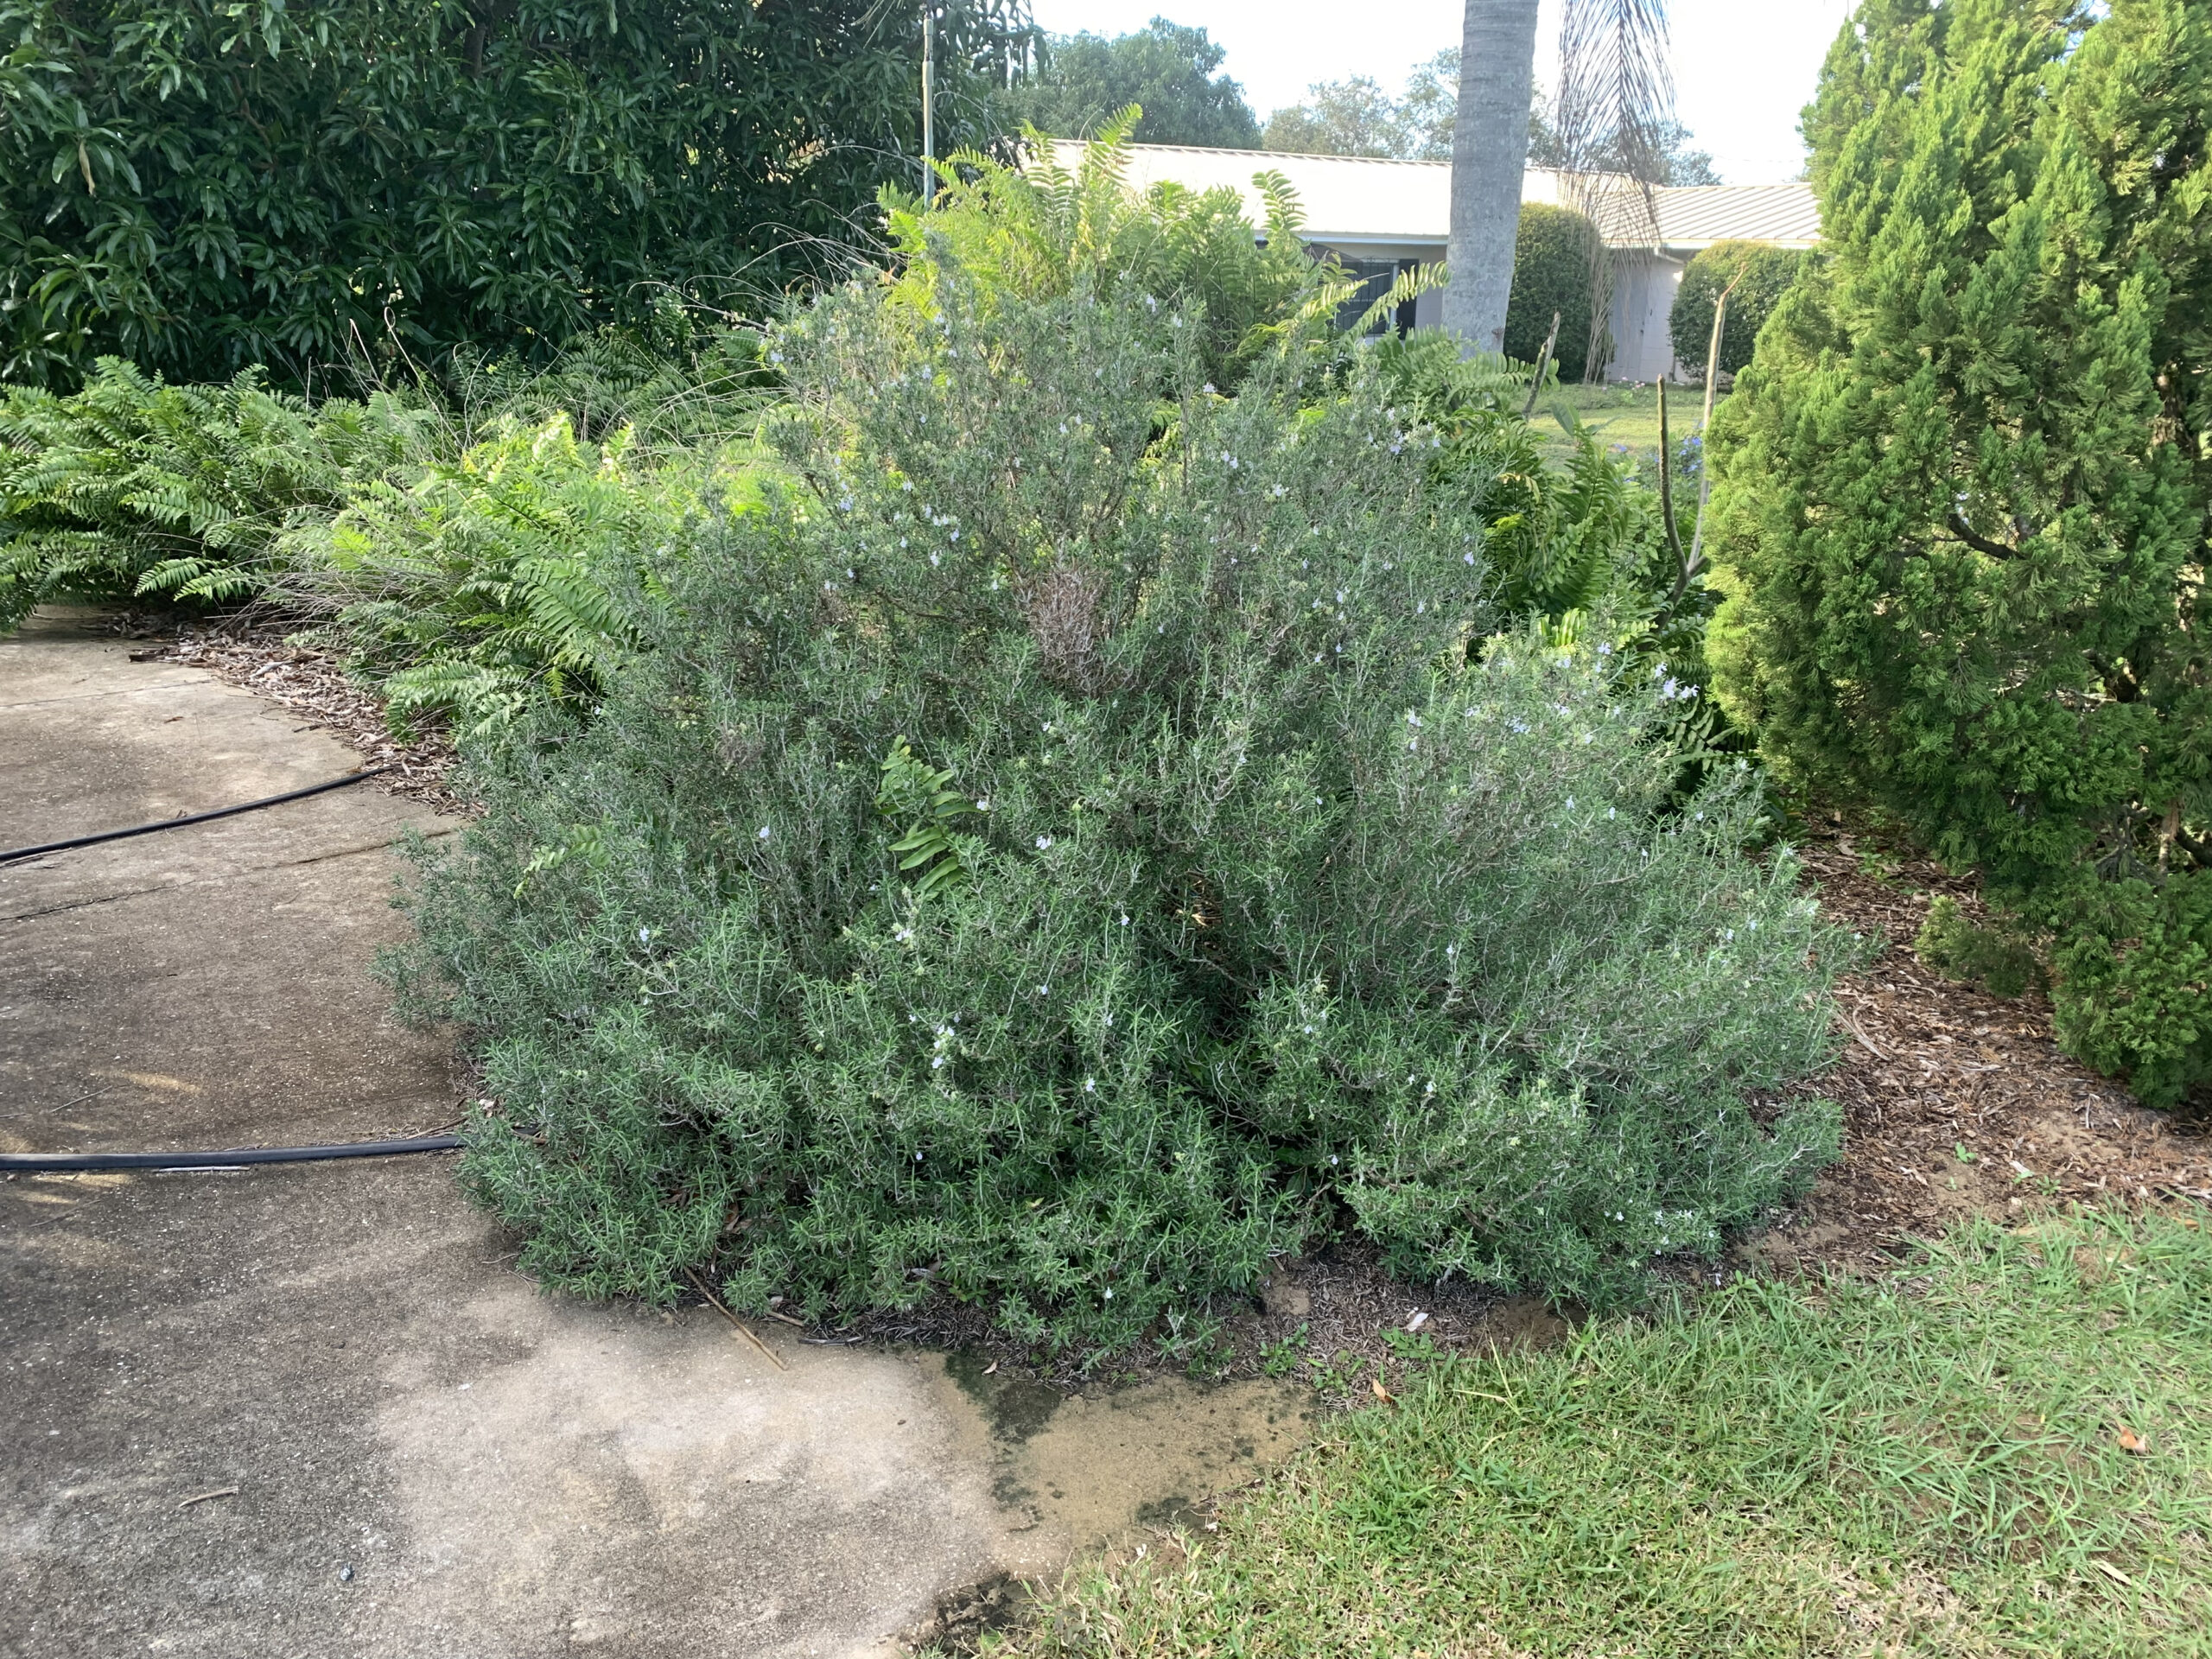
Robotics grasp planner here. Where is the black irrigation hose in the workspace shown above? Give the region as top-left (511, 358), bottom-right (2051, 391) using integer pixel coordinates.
top-left (0, 767), bottom-right (392, 867)
top-left (0, 1135), bottom-right (463, 1173)
top-left (2, 764), bottom-right (447, 1174)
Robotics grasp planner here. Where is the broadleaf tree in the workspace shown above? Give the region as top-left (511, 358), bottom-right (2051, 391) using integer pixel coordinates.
top-left (0, 0), bottom-right (1031, 388)
top-left (1262, 54), bottom-right (1459, 160)
top-left (1008, 16), bottom-right (1257, 149)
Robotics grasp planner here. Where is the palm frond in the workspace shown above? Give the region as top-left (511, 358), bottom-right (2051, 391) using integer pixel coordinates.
top-left (1551, 1), bottom-right (1675, 379)
top-left (1554, 0), bottom-right (1675, 187)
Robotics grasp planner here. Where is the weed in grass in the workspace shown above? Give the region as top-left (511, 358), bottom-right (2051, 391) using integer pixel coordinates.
top-left (1258, 1325), bottom-right (1310, 1377)
top-left (1380, 1328), bottom-right (1444, 1366)
top-left (1307, 1351), bottom-right (1363, 1398)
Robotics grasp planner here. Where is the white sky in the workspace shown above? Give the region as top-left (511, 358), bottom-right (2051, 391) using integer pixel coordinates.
top-left (1026, 0), bottom-right (1859, 185)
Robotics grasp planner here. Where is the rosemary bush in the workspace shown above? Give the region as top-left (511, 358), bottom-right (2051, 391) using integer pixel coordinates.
top-left (388, 272), bottom-right (1848, 1357)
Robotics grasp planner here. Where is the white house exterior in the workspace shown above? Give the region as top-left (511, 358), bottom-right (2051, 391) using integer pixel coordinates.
top-left (1050, 142), bottom-right (1821, 381)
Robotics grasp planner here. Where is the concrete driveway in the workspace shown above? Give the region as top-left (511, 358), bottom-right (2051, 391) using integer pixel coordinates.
top-left (0, 614), bottom-right (1308, 1658)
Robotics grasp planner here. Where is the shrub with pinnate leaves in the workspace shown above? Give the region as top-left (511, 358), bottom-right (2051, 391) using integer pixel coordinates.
top-left (0, 327), bottom-right (778, 741)
top-left (884, 116), bottom-right (1327, 395)
top-left (276, 415), bottom-right (680, 742)
top-left (383, 267), bottom-right (1849, 1357)
top-left (1707, 0), bottom-right (2212, 1107)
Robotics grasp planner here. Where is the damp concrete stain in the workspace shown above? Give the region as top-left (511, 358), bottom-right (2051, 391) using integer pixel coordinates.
top-left (931, 1353), bottom-right (1317, 1568)
top-left (945, 1350), bottom-right (1065, 1443)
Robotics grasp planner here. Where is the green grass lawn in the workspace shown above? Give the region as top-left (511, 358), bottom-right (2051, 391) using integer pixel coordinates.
top-left (988, 1209), bottom-right (2212, 1657)
top-left (1529, 381), bottom-right (1725, 464)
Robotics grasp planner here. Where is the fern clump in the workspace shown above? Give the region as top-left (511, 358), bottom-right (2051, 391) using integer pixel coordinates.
top-left (0, 336), bottom-right (774, 739)
top-left (278, 414), bottom-right (698, 741)
top-left (881, 114), bottom-right (1326, 395)
top-left (386, 271), bottom-right (1849, 1357)
top-left (0, 359), bottom-right (431, 626)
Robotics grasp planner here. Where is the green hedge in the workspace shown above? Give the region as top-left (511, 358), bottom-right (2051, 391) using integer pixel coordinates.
top-left (1669, 242), bottom-right (1808, 376)
top-left (1503, 204), bottom-right (1599, 375)
top-left (0, 0), bottom-right (1027, 388)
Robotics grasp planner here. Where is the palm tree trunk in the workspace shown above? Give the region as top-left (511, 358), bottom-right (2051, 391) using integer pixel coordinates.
top-left (1444, 0), bottom-right (1541, 353)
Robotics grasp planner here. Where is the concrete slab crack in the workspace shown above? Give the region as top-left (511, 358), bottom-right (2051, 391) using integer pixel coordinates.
top-left (0, 677), bottom-right (209, 710)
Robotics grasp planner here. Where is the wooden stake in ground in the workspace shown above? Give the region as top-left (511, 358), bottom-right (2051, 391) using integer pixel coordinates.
top-left (1675, 270), bottom-right (1745, 604)
top-left (1521, 309), bottom-right (1562, 421)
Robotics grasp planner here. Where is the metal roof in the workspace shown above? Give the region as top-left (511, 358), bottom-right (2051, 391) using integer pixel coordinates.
top-left (1047, 142), bottom-right (1820, 252)
top-left (1637, 183), bottom-right (1823, 250)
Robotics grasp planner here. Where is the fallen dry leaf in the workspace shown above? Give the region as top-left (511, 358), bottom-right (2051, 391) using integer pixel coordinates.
top-left (1370, 1376), bottom-right (1395, 1407)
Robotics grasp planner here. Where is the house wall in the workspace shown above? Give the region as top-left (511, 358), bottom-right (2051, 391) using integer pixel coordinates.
top-left (1302, 236), bottom-right (1684, 380)
top-left (1605, 252), bottom-right (1686, 382)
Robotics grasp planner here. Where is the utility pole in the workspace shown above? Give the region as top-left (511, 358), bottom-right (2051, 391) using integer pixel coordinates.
top-left (920, 4), bottom-right (935, 207)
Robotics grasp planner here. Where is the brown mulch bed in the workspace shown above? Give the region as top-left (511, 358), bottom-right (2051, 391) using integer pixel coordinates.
top-left (830, 1238), bottom-right (1559, 1399)
top-left (1742, 828), bottom-right (2212, 1277)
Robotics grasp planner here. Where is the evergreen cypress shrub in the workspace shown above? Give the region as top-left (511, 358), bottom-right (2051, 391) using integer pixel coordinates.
top-left (1669, 241), bottom-right (1809, 377)
top-left (386, 269), bottom-right (1849, 1357)
top-left (1916, 896), bottom-right (2043, 1001)
top-left (1503, 204), bottom-right (1599, 373)
top-left (1707, 0), bottom-right (2212, 1106)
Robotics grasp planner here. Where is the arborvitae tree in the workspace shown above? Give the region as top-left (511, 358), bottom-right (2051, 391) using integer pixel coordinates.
top-left (1707, 0), bottom-right (2212, 1105)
